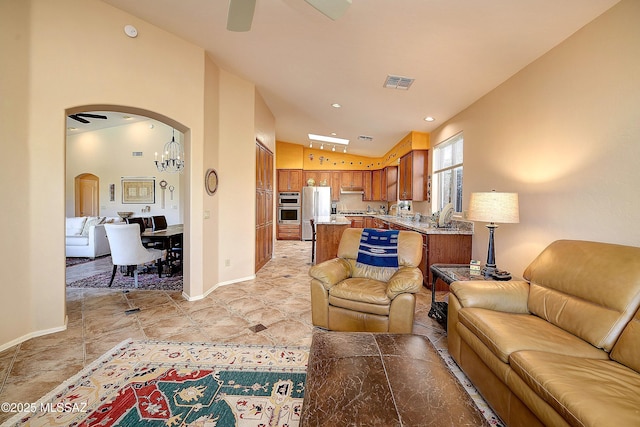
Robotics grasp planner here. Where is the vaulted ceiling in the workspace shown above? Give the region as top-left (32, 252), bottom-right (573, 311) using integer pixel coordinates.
top-left (100, 0), bottom-right (619, 156)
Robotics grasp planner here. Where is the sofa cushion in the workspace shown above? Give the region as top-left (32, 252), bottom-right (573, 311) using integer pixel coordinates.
top-left (523, 240), bottom-right (640, 351)
top-left (66, 217), bottom-right (87, 236)
top-left (458, 308), bottom-right (609, 364)
top-left (65, 235), bottom-right (89, 246)
top-left (510, 350), bottom-right (640, 427)
top-left (610, 308), bottom-right (640, 373)
top-left (81, 216), bottom-right (105, 236)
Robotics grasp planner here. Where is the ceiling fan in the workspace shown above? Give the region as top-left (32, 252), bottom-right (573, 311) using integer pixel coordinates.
top-left (68, 113), bottom-right (108, 124)
top-left (227, 0), bottom-right (352, 32)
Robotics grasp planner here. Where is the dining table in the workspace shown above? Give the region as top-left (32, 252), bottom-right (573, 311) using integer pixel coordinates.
top-left (141, 224), bottom-right (183, 275)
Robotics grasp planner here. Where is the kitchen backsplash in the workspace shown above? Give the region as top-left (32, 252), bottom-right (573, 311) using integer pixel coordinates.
top-left (337, 193), bottom-right (433, 215)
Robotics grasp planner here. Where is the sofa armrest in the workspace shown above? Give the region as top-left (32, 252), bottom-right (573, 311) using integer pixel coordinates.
top-left (386, 267), bottom-right (423, 299)
top-left (89, 224), bottom-right (111, 257)
top-left (450, 280), bottom-right (530, 314)
top-left (309, 258), bottom-right (351, 290)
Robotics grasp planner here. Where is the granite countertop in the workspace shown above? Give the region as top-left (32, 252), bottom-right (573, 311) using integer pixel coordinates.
top-left (314, 214), bottom-right (474, 235)
top-left (314, 215), bottom-right (351, 225)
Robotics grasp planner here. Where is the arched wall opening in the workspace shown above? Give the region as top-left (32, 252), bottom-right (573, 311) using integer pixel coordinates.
top-left (65, 104), bottom-right (191, 295)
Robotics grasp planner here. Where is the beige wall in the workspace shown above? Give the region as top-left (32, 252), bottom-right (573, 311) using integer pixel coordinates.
top-left (430, 0), bottom-right (640, 276)
top-left (0, 0), bottom-right (270, 349)
top-left (0, 0), bottom-right (33, 348)
top-left (217, 70), bottom-right (258, 284)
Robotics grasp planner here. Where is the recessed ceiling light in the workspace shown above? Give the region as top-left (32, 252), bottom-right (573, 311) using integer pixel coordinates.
top-left (331, 103), bottom-right (341, 108)
top-left (424, 116), bottom-right (435, 122)
top-left (67, 127), bottom-right (77, 131)
top-left (308, 133), bottom-right (349, 145)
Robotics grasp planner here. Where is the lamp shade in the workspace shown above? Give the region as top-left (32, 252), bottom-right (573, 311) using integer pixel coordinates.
top-left (468, 192), bottom-right (519, 224)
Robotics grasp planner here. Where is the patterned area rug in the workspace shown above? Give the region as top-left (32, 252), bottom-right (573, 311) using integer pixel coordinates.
top-left (67, 270), bottom-right (183, 291)
top-left (4, 340), bottom-right (309, 427)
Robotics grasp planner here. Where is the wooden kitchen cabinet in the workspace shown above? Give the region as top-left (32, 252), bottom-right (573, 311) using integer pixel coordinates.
top-left (388, 221), bottom-right (471, 288)
top-left (340, 171), bottom-right (364, 189)
top-left (277, 224), bottom-right (301, 240)
top-left (303, 170), bottom-right (331, 187)
top-left (277, 169), bottom-right (302, 192)
top-left (315, 223), bottom-right (350, 264)
top-left (364, 167), bottom-right (397, 202)
top-left (331, 171), bottom-right (341, 201)
top-left (346, 216), bottom-right (365, 228)
top-left (256, 143), bottom-right (274, 271)
top-left (385, 166), bottom-right (398, 202)
top-left (363, 171), bottom-right (373, 201)
top-left (398, 150), bottom-right (427, 201)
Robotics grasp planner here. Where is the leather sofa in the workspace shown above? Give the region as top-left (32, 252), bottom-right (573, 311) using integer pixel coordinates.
top-left (65, 216), bottom-right (112, 258)
top-left (309, 228), bottom-right (423, 333)
top-left (447, 240), bottom-right (640, 427)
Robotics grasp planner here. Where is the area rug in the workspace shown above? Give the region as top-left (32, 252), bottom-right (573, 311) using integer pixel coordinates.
top-left (4, 340), bottom-right (309, 427)
top-left (67, 270), bottom-right (183, 291)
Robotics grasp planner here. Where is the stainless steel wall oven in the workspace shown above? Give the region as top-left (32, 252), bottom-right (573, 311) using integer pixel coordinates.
top-left (278, 192), bottom-right (301, 224)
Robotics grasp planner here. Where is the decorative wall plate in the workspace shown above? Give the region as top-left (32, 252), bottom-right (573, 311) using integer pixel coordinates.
top-left (205, 169), bottom-right (218, 195)
top-left (439, 203), bottom-right (454, 227)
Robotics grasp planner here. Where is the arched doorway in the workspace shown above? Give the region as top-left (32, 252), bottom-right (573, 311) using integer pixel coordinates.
top-left (75, 173), bottom-right (99, 217)
top-left (65, 104), bottom-right (190, 294)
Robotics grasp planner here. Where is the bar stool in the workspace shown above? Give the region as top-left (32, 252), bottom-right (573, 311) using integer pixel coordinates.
top-left (310, 219), bottom-right (316, 263)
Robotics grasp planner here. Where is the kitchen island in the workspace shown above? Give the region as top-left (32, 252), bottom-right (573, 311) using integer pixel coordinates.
top-left (313, 214), bottom-right (473, 289)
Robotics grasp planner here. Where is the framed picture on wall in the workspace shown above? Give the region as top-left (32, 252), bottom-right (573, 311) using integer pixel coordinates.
top-left (122, 178), bottom-right (155, 204)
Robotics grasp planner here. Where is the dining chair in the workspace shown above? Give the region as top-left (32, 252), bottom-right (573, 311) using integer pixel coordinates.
top-left (104, 224), bottom-right (164, 288)
top-left (151, 215), bottom-right (168, 231)
top-left (126, 217), bottom-right (146, 234)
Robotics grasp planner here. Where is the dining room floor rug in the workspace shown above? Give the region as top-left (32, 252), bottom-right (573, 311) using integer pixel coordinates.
top-left (3, 339), bottom-right (309, 427)
top-left (67, 269), bottom-right (183, 291)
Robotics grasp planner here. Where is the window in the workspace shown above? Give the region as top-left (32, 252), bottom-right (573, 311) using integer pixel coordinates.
top-left (432, 133), bottom-right (463, 213)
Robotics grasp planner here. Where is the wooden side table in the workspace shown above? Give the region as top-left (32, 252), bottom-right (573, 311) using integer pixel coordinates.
top-left (428, 264), bottom-right (499, 329)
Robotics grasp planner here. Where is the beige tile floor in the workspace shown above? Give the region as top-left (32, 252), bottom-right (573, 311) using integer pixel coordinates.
top-left (0, 240), bottom-right (445, 424)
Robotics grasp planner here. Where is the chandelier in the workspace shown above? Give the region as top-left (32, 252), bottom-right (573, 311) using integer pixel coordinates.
top-left (155, 129), bottom-right (184, 173)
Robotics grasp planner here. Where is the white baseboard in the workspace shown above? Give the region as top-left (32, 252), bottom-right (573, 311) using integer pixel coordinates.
top-left (0, 316), bottom-right (68, 353)
top-left (181, 275), bottom-right (257, 301)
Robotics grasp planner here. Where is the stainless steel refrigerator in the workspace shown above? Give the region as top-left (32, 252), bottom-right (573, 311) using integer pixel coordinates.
top-left (302, 186), bottom-right (331, 240)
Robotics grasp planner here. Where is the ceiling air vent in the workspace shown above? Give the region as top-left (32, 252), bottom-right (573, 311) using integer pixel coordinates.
top-left (358, 135), bottom-right (374, 142)
top-left (383, 75), bottom-right (415, 90)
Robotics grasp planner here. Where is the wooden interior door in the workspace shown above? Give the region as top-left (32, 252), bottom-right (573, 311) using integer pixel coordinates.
top-left (75, 173), bottom-right (99, 217)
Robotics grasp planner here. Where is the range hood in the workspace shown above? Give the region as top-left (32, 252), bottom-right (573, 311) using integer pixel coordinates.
top-left (340, 186), bottom-right (365, 195)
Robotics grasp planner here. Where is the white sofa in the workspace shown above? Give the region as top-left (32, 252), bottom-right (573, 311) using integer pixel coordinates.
top-left (65, 216), bottom-right (116, 258)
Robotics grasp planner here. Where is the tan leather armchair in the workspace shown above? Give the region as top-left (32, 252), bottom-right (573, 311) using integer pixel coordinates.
top-left (309, 228), bottom-right (423, 333)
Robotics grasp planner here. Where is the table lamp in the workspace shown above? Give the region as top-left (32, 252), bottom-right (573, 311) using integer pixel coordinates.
top-left (467, 191), bottom-right (519, 279)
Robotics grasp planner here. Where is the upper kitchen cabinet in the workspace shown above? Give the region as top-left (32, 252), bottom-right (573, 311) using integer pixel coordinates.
top-left (398, 150), bottom-right (427, 201)
top-left (331, 171), bottom-right (341, 201)
top-left (366, 166), bottom-right (397, 202)
top-left (340, 171), bottom-right (364, 190)
top-left (303, 170), bottom-right (332, 187)
top-left (277, 169), bottom-right (303, 192)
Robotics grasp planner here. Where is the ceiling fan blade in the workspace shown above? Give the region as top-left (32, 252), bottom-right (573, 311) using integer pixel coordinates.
top-left (304, 0), bottom-right (351, 20)
top-left (227, 0), bottom-right (256, 32)
top-left (76, 113), bottom-right (107, 120)
top-left (69, 114), bottom-right (90, 124)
